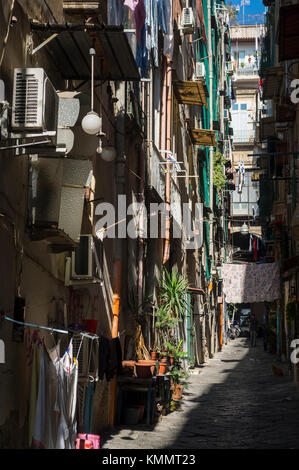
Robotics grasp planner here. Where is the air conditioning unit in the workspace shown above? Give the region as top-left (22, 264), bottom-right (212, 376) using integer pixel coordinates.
top-left (194, 61), bottom-right (205, 81)
top-left (65, 235), bottom-right (103, 286)
top-left (29, 157), bottom-right (92, 244)
top-left (181, 7), bottom-right (195, 33)
top-left (12, 68), bottom-right (58, 132)
top-left (72, 334), bottom-right (99, 383)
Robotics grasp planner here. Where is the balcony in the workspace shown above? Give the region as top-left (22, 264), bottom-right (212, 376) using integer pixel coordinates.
top-left (235, 65), bottom-right (259, 79)
top-left (233, 130), bottom-right (255, 144)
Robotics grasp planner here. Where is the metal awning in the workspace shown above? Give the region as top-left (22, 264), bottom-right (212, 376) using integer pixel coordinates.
top-left (173, 80), bottom-right (208, 108)
top-left (262, 66), bottom-right (283, 100)
top-left (30, 21), bottom-right (140, 81)
top-left (190, 128), bottom-right (216, 146)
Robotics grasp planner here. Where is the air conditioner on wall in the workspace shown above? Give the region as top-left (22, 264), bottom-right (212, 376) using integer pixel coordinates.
top-left (12, 68), bottom-right (58, 133)
top-left (181, 7), bottom-right (195, 34)
top-left (194, 61), bottom-right (205, 81)
top-left (65, 235), bottom-right (103, 286)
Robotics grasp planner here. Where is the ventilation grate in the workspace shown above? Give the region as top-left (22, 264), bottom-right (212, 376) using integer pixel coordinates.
top-left (14, 72), bottom-right (39, 126)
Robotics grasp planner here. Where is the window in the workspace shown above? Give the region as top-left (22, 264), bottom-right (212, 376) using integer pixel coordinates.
top-left (232, 103), bottom-right (239, 111)
top-left (240, 103), bottom-right (247, 111)
top-left (239, 51), bottom-right (245, 60)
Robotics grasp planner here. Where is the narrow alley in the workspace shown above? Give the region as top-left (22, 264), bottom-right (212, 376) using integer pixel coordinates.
top-left (102, 339), bottom-right (299, 450)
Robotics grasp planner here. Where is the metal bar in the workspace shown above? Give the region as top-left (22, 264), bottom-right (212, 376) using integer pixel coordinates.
top-left (31, 33), bottom-right (58, 55)
top-left (0, 140), bottom-right (51, 151)
top-left (5, 316), bottom-right (68, 335)
top-left (248, 152), bottom-right (299, 157)
top-left (4, 315), bottom-right (98, 339)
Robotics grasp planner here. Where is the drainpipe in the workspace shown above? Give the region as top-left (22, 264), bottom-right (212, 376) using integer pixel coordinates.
top-left (162, 58), bottom-right (172, 265)
top-left (109, 87), bottom-right (126, 428)
top-left (137, 82), bottom-right (146, 318)
top-left (207, 0), bottom-right (215, 355)
top-left (208, 0), bottom-right (214, 261)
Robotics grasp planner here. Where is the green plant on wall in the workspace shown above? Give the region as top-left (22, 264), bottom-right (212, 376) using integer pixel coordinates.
top-left (213, 151), bottom-right (226, 195)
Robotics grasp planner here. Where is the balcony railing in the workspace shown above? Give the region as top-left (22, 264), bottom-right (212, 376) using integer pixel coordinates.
top-left (233, 130), bottom-right (255, 143)
top-left (236, 66), bottom-right (259, 77)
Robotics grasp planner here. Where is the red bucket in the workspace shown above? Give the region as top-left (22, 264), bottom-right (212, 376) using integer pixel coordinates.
top-left (82, 319), bottom-right (98, 334)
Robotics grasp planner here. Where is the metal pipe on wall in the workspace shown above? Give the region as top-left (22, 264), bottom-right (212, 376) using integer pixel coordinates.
top-left (208, 0), bottom-right (214, 260)
top-left (162, 58), bottom-right (172, 265)
top-left (109, 84), bottom-right (126, 428)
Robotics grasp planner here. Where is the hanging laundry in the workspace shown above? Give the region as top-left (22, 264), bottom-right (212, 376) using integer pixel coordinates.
top-left (157, 0), bottom-right (169, 34)
top-left (83, 381), bottom-right (96, 434)
top-left (32, 343), bottom-right (59, 449)
top-left (124, 0), bottom-right (146, 44)
top-left (222, 262), bottom-right (281, 303)
top-left (145, 0), bottom-right (159, 67)
top-left (107, 0), bottom-right (124, 25)
top-left (163, 0), bottom-right (174, 60)
top-left (249, 234), bottom-right (253, 252)
top-left (136, 23), bottom-right (149, 77)
top-left (54, 339), bottom-right (78, 449)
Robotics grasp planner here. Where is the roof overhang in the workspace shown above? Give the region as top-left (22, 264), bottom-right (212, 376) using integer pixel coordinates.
top-left (262, 66), bottom-right (283, 100)
top-left (30, 21), bottom-right (140, 82)
top-left (173, 80), bottom-right (208, 108)
top-left (190, 128), bottom-right (216, 146)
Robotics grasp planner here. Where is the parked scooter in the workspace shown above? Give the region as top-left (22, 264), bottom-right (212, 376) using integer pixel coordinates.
top-left (232, 323), bottom-right (241, 338)
top-left (228, 323), bottom-right (241, 340)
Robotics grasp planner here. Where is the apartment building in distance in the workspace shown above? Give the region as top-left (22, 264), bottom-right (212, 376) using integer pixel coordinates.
top-left (229, 24), bottom-right (265, 262)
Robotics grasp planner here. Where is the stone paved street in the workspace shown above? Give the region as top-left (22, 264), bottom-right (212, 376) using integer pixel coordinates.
top-left (102, 338), bottom-right (299, 449)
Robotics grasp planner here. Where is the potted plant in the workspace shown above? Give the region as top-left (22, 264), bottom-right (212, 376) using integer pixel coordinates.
top-left (154, 268), bottom-right (189, 353)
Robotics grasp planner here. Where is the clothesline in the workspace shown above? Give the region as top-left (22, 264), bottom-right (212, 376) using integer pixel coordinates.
top-left (4, 316), bottom-right (99, 340)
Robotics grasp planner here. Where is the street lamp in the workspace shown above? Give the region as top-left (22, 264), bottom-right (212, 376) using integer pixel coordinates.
top-left (81, 48), bottom-right (102, 136)
top-left (240, 222), bottom-right (249, 235)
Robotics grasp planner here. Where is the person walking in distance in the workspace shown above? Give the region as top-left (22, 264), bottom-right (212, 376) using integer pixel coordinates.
top-left (249, 314), bottom-right (258, 347)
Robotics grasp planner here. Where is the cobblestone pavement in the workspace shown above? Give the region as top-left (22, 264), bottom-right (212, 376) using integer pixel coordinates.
top-left (101, 338), bottom-right (299, 449)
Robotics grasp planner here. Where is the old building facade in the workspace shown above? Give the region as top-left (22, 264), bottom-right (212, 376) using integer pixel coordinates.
top-left (0, 0), bottom-right (233, 448)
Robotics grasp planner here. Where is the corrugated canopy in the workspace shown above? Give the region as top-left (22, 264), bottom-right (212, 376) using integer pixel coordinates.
top-left (190, 128), bottom-right (216, 146)
top-left (173, 80), bottom-right (208, 108)
top-left (262, 66), bottom-right (283, 100)
top-left (30, 21), bottom-right (140, 81)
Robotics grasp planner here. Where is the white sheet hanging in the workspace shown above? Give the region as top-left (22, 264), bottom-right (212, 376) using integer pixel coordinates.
top-left (32, 343), bottom-right (58, 449)
top-left (54, 339), bottom-right (78, 449)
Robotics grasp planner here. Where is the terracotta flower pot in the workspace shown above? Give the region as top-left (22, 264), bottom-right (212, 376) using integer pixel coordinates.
top-left (150, 351), bottom-right (159, 360)
top-left (172, 384), bottom-right (183, 400)
top-left (158, 362), bottom-right (167, 375)
top-left (135, 361), bottom-right (156, 378)
top-left (160, 357), bottom-right (168, 364)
